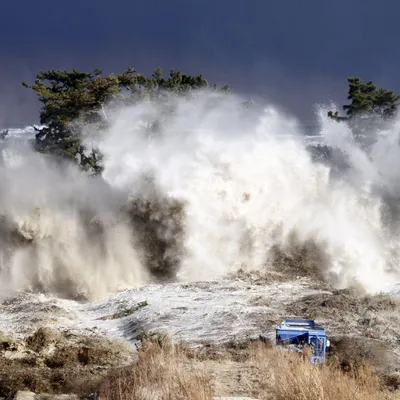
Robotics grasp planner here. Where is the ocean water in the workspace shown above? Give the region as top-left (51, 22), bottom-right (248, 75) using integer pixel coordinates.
top-left (0, 93), bottom-right (398, 303)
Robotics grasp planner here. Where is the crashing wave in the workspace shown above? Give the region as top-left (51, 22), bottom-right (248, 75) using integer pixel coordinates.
top-left (0, 93), bottom-right (399, 299)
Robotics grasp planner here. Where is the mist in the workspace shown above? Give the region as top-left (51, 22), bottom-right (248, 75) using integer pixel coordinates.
top-left (0, 90), bottom-right (399, 300)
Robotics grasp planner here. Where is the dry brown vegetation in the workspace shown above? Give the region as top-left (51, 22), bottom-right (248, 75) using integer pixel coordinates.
top-left (0, 328), bottom-right (135, 397)
top-left (1, 328), bottom-right (399, 399)
top-left (265, 347), bottom-right (388, 400)
top-left (99, 337), bottom-right (213, 400)
top-left (98, 336), bottom-right (398, 400)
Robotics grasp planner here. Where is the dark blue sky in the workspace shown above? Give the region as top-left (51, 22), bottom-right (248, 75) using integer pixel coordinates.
top-left (1, 0), bottom-right (399, 126)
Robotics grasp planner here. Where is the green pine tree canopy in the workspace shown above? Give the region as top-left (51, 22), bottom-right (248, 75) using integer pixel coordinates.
top-left (328, 77), bottom-right (400, 121)
top-left (22, 67), bottom-right (229, 173)
top-left (23, 68), bottom-right (400, 174)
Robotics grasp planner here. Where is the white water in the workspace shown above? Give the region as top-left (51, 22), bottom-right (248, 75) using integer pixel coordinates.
top-left (0, 92), bottom-right (399, 302)
top-left (0, 276), bottom-right (328, 345)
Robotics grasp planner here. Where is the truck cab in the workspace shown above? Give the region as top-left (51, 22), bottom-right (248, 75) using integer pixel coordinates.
top-left (275, 319), bottom-right (329, 363)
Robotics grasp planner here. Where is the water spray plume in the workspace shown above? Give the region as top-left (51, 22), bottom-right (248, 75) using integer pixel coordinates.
top-left (0, 91), bottom-right (399, 300)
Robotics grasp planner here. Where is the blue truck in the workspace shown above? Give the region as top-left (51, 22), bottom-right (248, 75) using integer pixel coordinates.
top-left (275, 319), bottom-right (330, 363)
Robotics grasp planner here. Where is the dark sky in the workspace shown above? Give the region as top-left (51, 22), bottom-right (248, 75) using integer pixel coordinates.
top-left (1, 0), bottom-right (399, 126)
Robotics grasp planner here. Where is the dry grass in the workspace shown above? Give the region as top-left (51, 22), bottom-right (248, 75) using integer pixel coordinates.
top-left (98, 338), bottom-right (214, 400)
top-left (1, 330), bottom-right (396, 399)
top-left (98, 337), bottom-right (396, 400)
top-left (254, 343), bottom-right (389, 400)
top-left (0, 329), bottom-right (135, 397)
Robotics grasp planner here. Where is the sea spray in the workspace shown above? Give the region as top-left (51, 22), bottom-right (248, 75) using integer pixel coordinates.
top-left (0, 90), bottom-right (399, 299)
